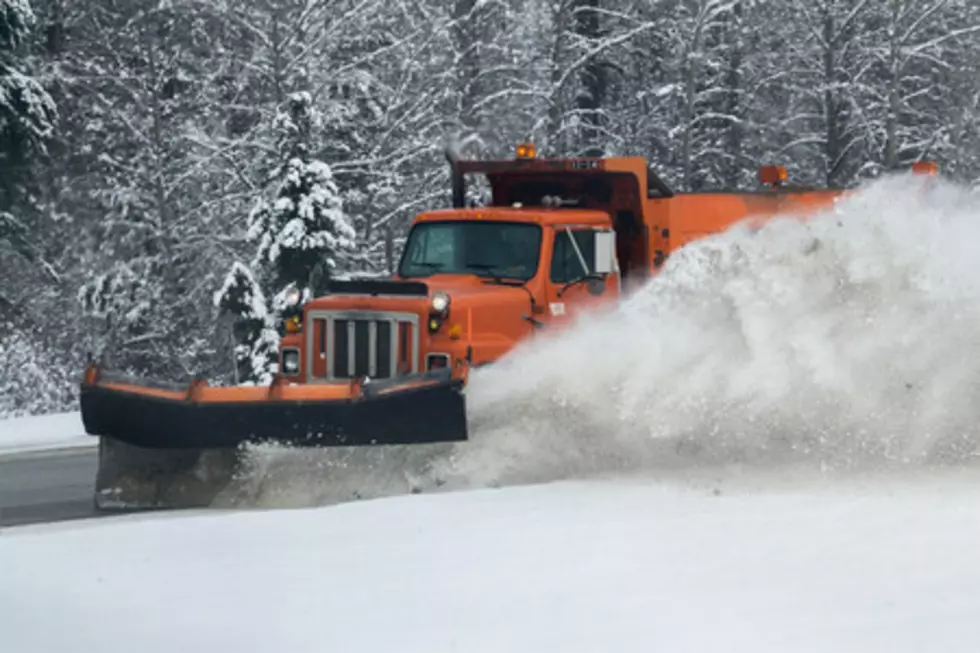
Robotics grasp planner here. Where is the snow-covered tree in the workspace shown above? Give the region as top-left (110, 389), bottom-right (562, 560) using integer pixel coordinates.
top-left (249, 155), bottom-right (355, 293)
top-left (0, 0), bottom-right (56, 326)
top-left (212, 262), bottom-right (278, 385)
top-left (0, 329), bottom-right (76, 418)
top-left (861, 0), bottom-right (980, 176)
top-left (250, 92), bottom-right (356, 294)
top-left (216, 92), bottom-right (356, 384)
top-left (0, 0), bottom-right (56, 210)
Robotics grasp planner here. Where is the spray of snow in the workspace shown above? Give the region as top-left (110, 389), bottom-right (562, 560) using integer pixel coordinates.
top-left (226, 173), bottom-right (980, 509)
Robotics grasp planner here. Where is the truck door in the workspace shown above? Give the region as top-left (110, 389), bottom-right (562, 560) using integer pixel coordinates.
top-left (543, 225), bottom-right (620, 324)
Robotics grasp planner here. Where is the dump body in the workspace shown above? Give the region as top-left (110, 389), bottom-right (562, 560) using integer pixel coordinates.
top-left (646, 190), bottom-right (844, 270)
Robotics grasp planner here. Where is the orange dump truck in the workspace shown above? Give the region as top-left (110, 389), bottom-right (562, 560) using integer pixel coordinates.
top-left (79, 146), bottom-right (935, 508)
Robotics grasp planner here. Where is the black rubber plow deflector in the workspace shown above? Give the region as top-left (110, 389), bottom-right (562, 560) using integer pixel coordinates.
top-left (80, 379), bottom-right (469, 450)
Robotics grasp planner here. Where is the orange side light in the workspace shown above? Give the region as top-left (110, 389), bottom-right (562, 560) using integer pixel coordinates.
top-left (911, 161), bottom-right (938, 176)
top-left (516, 143), bottom-right (536, 159)
top-left (759, 164), bottom-right (788, 188)
top-left (83, 363), bottom-right (100, 386)
top-left (284, 315), bottom-right (302, 334)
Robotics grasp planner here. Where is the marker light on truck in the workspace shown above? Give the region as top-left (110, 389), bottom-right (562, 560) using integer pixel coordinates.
top-left (284, 314), bottom-right (302, 334)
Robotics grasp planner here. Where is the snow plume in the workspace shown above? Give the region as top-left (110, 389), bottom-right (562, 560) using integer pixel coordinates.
top-left (441, 173), bottom-right (980, 488)
top-left (228, 173), bottom-right (980, 509)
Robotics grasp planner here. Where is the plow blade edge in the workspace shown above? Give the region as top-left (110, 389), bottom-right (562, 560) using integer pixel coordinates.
top-left (79, 366), bottom-right (468, 510)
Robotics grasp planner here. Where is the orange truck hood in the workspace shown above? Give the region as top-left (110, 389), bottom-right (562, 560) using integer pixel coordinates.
top-left (304, 275), bottom-right (533, 312)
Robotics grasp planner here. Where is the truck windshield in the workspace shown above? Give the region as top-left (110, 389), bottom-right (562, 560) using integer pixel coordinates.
top-left (399, 220), bottom-right (542, 281)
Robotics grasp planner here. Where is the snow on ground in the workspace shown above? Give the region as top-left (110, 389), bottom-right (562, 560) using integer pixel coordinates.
top-left (0, 411), bottom-right (93, 455)
top-left (4, 469), bottom-right (980, 653)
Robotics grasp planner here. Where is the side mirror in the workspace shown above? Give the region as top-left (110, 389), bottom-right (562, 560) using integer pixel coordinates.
top-left (594, 230), bottom-right (616, 275)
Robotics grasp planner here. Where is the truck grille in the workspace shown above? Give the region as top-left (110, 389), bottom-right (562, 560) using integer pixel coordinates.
top-left (307, 311), bottom-right (419, 381)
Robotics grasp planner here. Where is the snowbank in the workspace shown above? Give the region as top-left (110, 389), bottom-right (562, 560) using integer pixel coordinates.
top-left (0, 411), bottom-right (93, 455)
top-left (4, 472), bottom-right (980, 653)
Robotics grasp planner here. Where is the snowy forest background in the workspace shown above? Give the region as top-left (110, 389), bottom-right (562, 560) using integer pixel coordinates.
top-left (2, 0), bottom-right (980, 417)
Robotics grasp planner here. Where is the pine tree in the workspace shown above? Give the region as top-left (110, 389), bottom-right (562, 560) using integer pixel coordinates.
top-left (212, 262), bottom-right (278, 385)
top-left (0, 328), bottom-right (74, 418)
top-left (0, 0), bottom-right (56, 322)
top-left (0, 0), bottom-right (55, 210)
top-left (249, 156), bottom-right (356, 294)
top-left (216, 91), bottom-right (356, 384)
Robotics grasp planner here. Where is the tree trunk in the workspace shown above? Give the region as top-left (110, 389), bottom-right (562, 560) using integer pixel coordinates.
top-left (452, 0), bottom-right (482, 137)
top-left (723, 0), bottom-right (744, 189)
top-left (575, 0), bottom-right (606, 155)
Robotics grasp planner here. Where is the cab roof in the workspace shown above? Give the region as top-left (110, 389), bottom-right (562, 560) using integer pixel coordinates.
top-left (414, 206), bottom-right (613, 228)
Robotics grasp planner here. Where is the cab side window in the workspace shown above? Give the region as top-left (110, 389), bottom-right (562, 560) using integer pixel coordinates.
top-left (550, 229), bottom-right (596, 283)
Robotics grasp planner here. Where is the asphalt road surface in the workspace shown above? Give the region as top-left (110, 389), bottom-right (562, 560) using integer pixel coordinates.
top-left (0, 448), bottom-right (100, 528)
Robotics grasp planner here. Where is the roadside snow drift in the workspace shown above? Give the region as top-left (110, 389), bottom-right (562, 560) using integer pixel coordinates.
top-left (4, 472), bottom-right (980, 653)
top-left (0, 411), bottom-right (92, 455)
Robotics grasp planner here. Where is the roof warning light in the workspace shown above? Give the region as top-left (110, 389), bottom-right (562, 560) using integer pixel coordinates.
top-left (515, 143), bottom-right (536, 159)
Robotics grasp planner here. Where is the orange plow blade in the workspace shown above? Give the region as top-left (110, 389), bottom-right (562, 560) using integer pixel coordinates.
top-left (79, 365), bottom-right (468, 510)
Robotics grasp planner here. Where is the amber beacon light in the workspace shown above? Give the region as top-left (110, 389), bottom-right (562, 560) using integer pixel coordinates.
top-left (758, 164), bottom-right (788, 188)
top-left (515, 143), bottom-right (536, 159)
top-left (911, 161), bottom-right (938, 176)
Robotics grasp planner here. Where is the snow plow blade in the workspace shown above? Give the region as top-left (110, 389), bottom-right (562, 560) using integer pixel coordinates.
top-left (79, 364), bottom-right (468, 510)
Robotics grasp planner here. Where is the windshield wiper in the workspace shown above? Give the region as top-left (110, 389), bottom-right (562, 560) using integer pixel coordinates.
top-left (557, 272), bottom-right (605, 297)
top-left (466, 263), bottom-right (526, 287)
top-left (404, 262), bottom-right (445, 277)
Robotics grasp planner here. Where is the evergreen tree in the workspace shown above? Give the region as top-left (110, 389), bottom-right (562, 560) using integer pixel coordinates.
top-left (249, 155), bottom-right (356, 295)
top-left (0, 0), bottom-right (56, 322)
top-left (216, 91), bottom-right (356, 384)
top-left (250, 91), bottom-right (356, 294)
top-left (213, 262), bottom-right (278, 385)
top-left (0, 0), bottom-right (55, 212)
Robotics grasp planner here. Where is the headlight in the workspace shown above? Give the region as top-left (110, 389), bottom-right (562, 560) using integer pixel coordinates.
top-left (283, 286), bottom-right (302, 308)
top-left (281, 348), bottom-right (300, 376)
top-left (431, 291), bottom-right (450, 314)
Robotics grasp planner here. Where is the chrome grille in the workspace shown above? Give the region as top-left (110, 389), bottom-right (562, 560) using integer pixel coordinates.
top-left (307, 311), bottom-right (419, 381)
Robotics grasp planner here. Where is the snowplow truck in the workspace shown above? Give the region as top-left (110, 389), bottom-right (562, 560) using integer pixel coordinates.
top-left (80, 146), bottom-right (938, 509)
